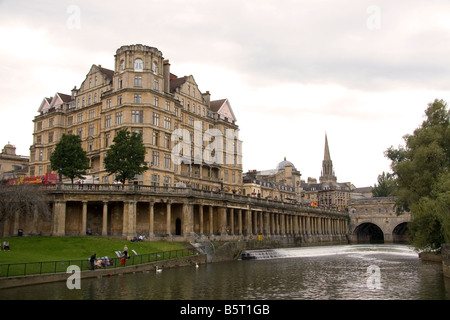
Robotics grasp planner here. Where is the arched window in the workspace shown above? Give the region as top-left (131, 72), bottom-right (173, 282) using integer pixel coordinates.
top-left (134, 58), bottom-right (143, 72)
top-left (152, 61), bottom-right (158, 73)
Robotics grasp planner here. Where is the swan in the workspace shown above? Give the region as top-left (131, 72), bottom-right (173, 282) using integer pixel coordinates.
top-left (155, 266), bottom-right (162, 273)
top-left (195, 263), bottom-right (199, 268)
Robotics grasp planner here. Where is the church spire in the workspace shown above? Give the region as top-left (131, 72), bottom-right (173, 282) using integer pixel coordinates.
top-left (320, 133), bottom-right (337, 183)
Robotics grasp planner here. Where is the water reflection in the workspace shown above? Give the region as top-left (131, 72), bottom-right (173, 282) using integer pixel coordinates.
top-left (0, 244), bottom-right (448, 300)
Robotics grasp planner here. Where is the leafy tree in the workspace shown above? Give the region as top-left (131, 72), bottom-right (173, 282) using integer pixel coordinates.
top-left (372, 171), bottom-right (394, 197)
top-left (385, 99), bottom-right (450, 249)
top-left (103, 129), bottom-right (149, 184)
top-left (50, 134), bottom-right (90, 184)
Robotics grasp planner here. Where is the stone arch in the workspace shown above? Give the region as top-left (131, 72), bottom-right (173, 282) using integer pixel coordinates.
top-left (392, 222), bottom-right (410, 243)
top-left (353, 222), bottom-right (384, 244)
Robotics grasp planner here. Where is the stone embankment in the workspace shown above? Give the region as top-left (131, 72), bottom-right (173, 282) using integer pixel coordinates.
top-left (442, 244), bottom-right (450, 278)
top-left (0, 253), bottom-right (206, 289)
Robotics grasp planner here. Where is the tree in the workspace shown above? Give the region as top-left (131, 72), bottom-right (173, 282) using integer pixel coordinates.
top-left (50, 134), bottom-right (90, 184)
top-left (372, 171), bottom-right (394, 197)
top-left (0, 184), bottom-right (51, 236)
top-left (385, 99), bottom-right (450, 249)
top-left (103, 129), bottom-right (149, 184)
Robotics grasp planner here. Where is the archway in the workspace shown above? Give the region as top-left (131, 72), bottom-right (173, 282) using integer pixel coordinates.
top-left (353, 223), bottom-right (384, 244)
top-left (392, 222), bottom-right (410, 243)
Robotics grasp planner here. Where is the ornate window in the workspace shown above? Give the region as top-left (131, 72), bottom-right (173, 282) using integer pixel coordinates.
top-left (134, 58), bottom-right (143, 72)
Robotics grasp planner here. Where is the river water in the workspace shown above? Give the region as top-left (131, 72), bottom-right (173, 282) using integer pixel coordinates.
top-left (0, 244), bottom-right (448, 300)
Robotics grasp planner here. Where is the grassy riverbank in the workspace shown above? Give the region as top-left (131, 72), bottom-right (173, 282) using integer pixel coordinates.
top-left (0, 236), bottom-right (189, 264)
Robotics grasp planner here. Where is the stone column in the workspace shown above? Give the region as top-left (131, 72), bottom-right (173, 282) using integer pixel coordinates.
top-left (149, 201), bottom-right (154, 238)
top-left (238, 209), bottom-right (243, 235)
top-left (182, 202), bottom-right (193, 237)
top-left (246, 209), bottom-right (253, 236)
top-left (102, 201), bottom-right (108, 236)
top-left (229, 208), bottom-right (234, 235)
top-left (81, 201), bottom-right (87, 235)
top-left (219, 207), bottom-right (227, 236)
top-left (209, 206), bottom-right (213, 235)
top-left (123, 200), bottom-right (136, 240)
top-left (52, 200), bottom-right (66, 236)
top-left (166, 201), bottom-right (172, 236)
top-left (199, 205), bottom-right (204, 235)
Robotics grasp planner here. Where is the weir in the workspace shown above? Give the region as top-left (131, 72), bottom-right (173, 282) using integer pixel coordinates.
top-left (238, 244), bottom-right (418, 260)
top-left (239, 249), bottom-right (284, 260)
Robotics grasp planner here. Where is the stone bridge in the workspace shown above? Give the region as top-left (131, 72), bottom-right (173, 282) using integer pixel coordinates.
top-left (347, 197), bottom-right (412, 244)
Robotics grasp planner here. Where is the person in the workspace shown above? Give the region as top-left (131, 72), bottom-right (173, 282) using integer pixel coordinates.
top-left (3, 241), bottom-right (9, 251)
top-left (90, 253), bottom-right (96, 270)
top-left (123, 245), bottom-right (128, 258)
top-left (95, 259), bottom-right (103, 269)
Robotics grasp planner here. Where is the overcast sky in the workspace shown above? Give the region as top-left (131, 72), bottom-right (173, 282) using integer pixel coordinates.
top-left (1, 0), bottom-right (449, 187)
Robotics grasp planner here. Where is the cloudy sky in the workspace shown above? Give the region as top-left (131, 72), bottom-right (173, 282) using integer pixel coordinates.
top-left (1, 0), bottom-right (449, 187)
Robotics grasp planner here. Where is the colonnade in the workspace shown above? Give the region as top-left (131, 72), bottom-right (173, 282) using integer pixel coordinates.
top-left (47, 198), bottom-right (348, 240)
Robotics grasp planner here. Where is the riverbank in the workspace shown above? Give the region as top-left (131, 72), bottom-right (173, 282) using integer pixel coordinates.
top-left (0, 253), bottom-right (206, 289)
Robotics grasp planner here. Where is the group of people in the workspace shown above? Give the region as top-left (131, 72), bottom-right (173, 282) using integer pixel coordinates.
top-left (89, 253), bottom-right (114, 270)
top-left (131, 235), bottom-right (145, 242)
top-left (90, 244), bottom-right (129, 270)
top-left (1, 241), bottom-right (10, 250)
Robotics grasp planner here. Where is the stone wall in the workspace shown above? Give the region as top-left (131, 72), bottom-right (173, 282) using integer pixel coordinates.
top-left (0, 254), bottom-right (206, 289)
top-left (442, 243), bottom-right (450, 278)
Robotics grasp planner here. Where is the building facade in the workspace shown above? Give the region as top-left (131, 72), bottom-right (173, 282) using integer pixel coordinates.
top-left (0, 143), bottom-right (29, 182)
top-left (29, 44), bottom-right (243, 192)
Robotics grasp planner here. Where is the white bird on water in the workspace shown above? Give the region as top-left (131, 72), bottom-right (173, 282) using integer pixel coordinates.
top-left (195, 263), bottom-right (199, 268)
top-left (155, 266), bottom-right (162, 273)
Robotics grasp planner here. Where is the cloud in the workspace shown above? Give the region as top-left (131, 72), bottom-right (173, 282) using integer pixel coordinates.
top-left (0, 0), bottom-right (449, 187)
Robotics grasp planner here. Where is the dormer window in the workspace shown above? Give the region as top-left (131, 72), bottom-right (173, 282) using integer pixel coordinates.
top-left (134, 58), bottom-right (143, 72)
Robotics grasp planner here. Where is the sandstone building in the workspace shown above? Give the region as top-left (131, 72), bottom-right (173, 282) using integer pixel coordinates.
top-left (29, 44), bottom-right (243, 192)
top-left (244, 134), bottom-right (352, 211)
top-left (0, 143), bottom-right (29, 182)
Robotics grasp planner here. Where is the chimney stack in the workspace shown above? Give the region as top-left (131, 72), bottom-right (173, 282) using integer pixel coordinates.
top-left (203, 91), bottom-right (211, 108)
top-left (163, 59), bottom-right (170, 93)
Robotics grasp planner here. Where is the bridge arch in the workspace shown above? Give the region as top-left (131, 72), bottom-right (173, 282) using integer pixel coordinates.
top-left (353, 222), bottom-right (384, 244)
top-left (392, 222), bottom-right (410, 243)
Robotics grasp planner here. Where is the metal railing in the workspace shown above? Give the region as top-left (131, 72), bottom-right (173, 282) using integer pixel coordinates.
top-left (0, 248), bottom-right (196, 278)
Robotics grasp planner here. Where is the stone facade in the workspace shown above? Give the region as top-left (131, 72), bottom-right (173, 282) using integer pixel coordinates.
top-left (1, 184), bottom-right (349, 245)
top-left (29, 44), bottom-right (242, 192)
top-left (0, 143), bottom-right (29, 181)
top-left (348, 197), bottom-right (411, 243)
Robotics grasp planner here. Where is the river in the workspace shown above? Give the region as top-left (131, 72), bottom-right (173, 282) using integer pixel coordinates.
top-left (0, 244), bottom-right (448, 300)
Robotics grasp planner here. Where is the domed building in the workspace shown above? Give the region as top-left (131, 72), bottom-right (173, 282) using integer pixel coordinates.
top-left (243, 157), bottom-right (301, 202)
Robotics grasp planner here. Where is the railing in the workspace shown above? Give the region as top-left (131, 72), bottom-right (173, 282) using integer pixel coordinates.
top-left (41, 183), bottom-right (346, 215)
top-left (0, 248), bottom-right (196, 278)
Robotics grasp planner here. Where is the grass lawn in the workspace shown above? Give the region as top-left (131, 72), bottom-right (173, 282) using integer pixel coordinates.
top-left (0, 236), bottom-right (190, 264)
